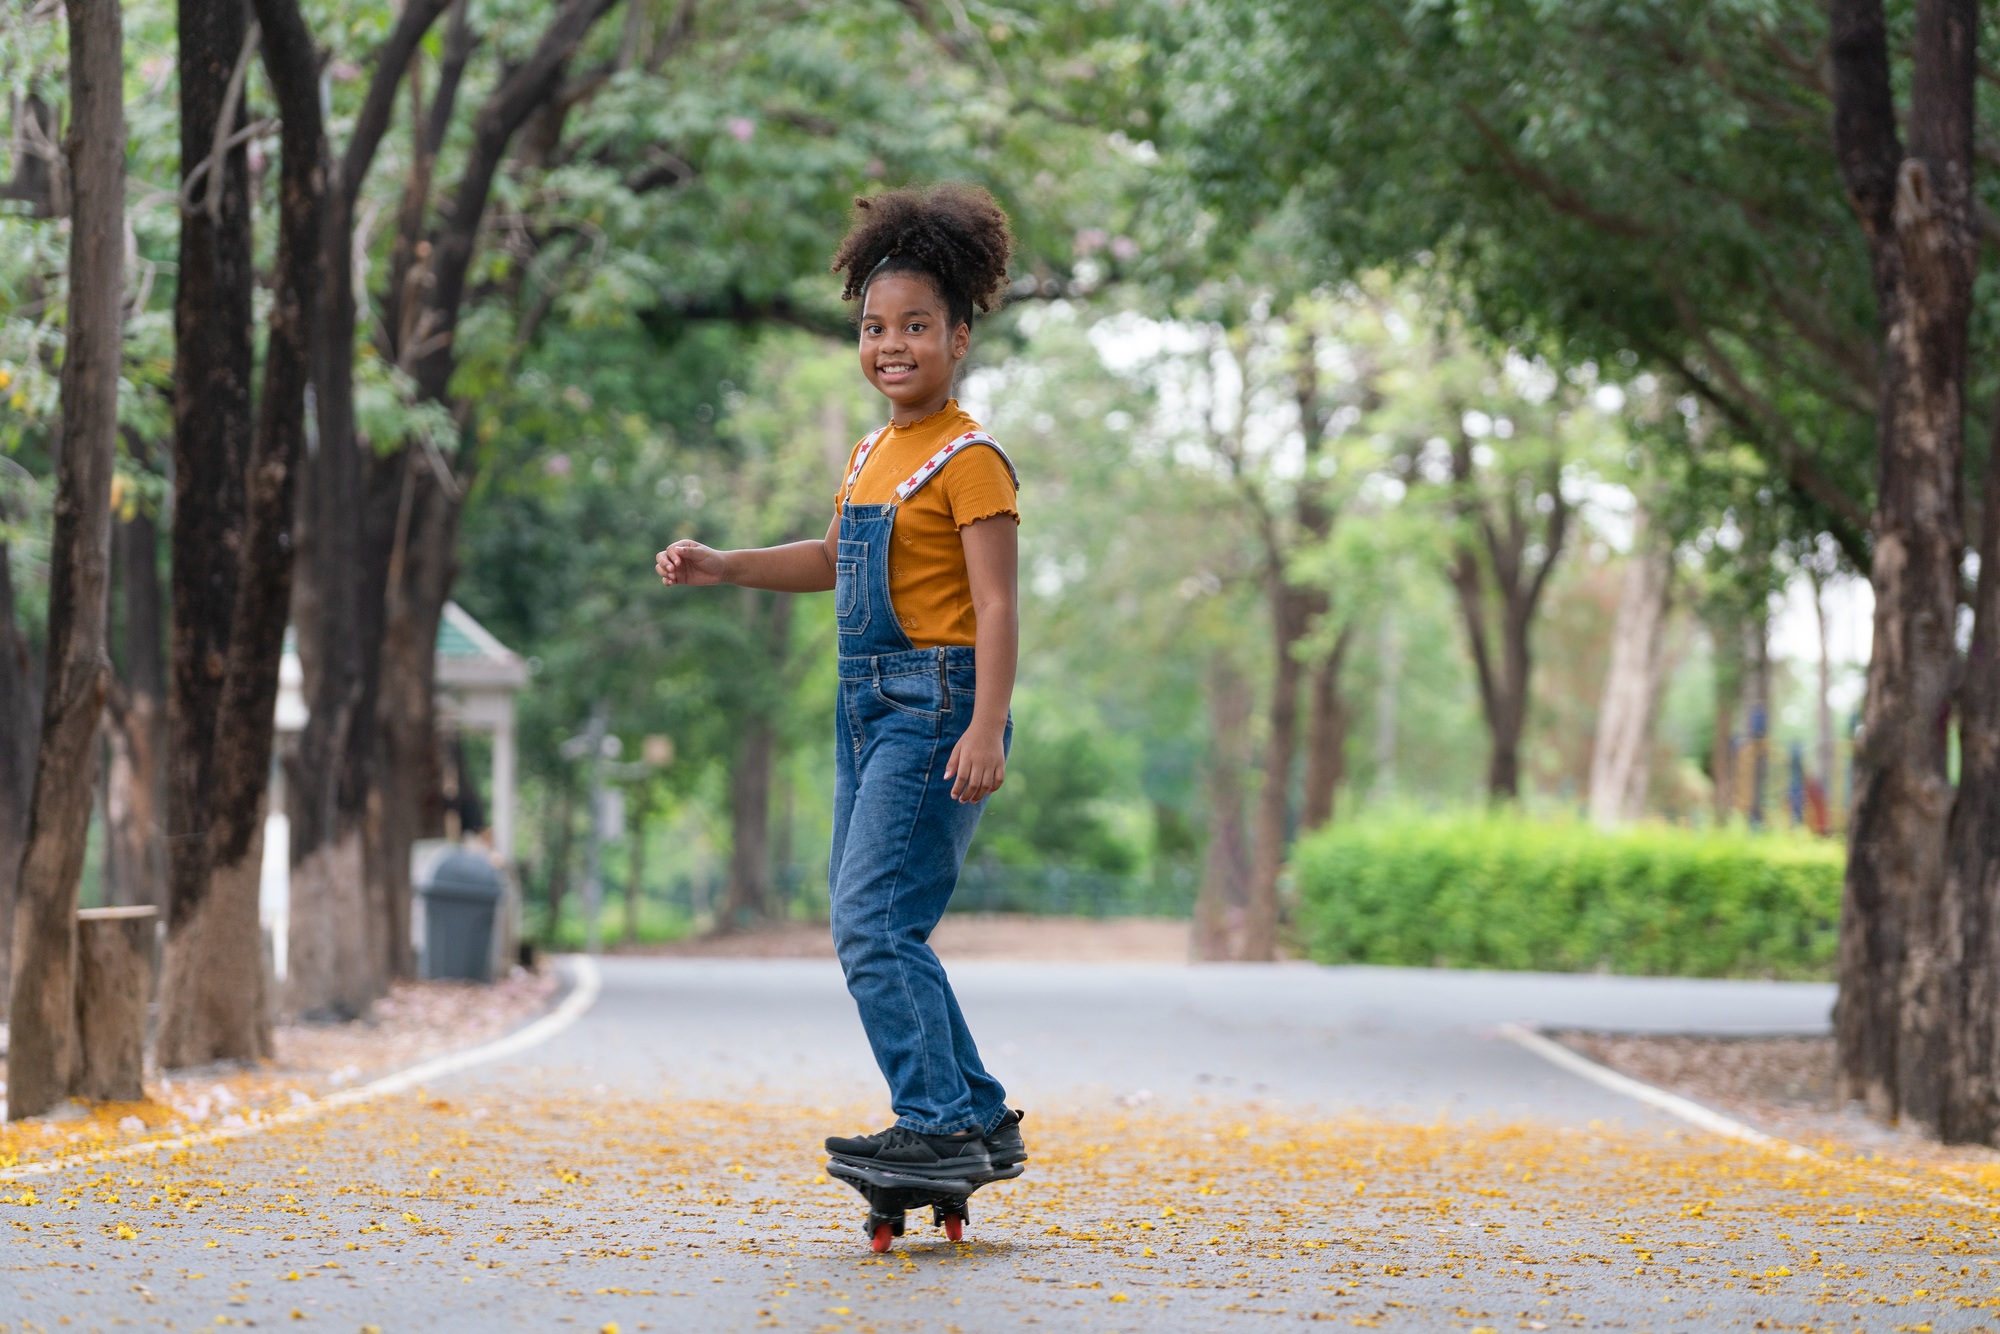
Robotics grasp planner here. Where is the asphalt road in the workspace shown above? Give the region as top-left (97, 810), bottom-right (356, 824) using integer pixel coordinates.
top-left (13, 957), bottom-right (1996, 1333)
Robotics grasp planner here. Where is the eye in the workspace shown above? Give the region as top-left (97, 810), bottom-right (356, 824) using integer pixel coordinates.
top-left (908, 322), bottom-right (926, 334)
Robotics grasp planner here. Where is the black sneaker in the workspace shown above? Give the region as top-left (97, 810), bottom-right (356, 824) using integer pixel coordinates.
top-left (825, 1124), bottom-right (992, 1182)
top-left (985, 1108), bottom-right (1027, 1170)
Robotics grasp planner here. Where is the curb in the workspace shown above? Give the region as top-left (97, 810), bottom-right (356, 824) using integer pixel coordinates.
top-left (0, 954), bottom-right (602, 1183)
top-left (1496, 1022), bottom-right (1814, 1159)
top-left (1499, 1020), bottom-right (2000, 1216)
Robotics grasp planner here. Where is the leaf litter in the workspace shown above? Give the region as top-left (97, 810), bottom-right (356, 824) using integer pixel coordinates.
top-left (8, 1084), bottom-right (2000, 1329)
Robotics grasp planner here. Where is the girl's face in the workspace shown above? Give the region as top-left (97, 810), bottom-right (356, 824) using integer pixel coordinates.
top-left (858, 271), bottom-right (968, 413)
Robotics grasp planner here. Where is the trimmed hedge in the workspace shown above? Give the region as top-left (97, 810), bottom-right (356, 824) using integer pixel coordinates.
top-left (1292, 815), bottom-right (1844, 979)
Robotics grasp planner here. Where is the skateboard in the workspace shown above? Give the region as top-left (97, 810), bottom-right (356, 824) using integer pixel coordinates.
top-left (826, 1157), bottom-right (1024, 1252)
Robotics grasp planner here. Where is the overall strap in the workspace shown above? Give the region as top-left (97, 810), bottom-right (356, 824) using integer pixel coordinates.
top-left (839, 426), bottom-right (893, 505)
top-left (895, 431), bottom-right (1018, 502)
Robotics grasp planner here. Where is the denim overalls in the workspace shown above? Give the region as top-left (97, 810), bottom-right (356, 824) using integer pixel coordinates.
top-left (829, 426), bottom-right (1017, 1137)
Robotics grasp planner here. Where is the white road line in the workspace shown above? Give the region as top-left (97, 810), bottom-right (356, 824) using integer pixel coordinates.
top-left (0, 954), bottom-right (602, 1184)
top-left (1499, 1019), bottom-right (2000, 1216)
top-left (1497, 1022), bottom-right (1813, 1159)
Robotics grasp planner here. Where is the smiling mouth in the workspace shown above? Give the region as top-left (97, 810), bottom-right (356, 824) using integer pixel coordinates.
top-left (877, 362), bottom-right (917, 375)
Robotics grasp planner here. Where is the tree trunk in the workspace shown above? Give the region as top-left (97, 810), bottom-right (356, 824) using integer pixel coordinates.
top-left (285, 149), bottom-right (374, 1016)
top-left (1707, 607), bottom-right (1743, 822)
top-left (162, 0), bottom-right (253, 1059)
top-left (1588, 518), bottom-right (1673, 827)
top-left (285, 0), bottom-right (450, 1018)
top-left (363, 0), bottom-right (620, 977)
top-left (105, 448), bottom-right (166, 909)
top-left (158, 0), bottom-right (325, 1068)
top-left (1745, 613), bottom-right (1772, 828)
top-left (1811, 566), bottom-right (1838, 819)
top-left (1446, 437), bottom-right (1569, 803)
top-left (1372, 611), bottom-right (1399, 800)
top-left (723, 721), bottom-right (775, 929)
top-left (1, 93), bottom-right (65, 218)
top-left (1245, 582), bottom-right (1310, 961)
top-left (1300, 623), bottom-right (1353, 833)
top-left (371, 464), bottom-right (458, 979)
top-left (1193, 654), bottom-right (1253, 962)
top-left (721, 588), bottom-right (790, 929)
top-left (624, 789), bottom-right (649, 944)
top-left (772, 766), bottom-right (795, 911)
top-left (1933, 424), bottom-right (2000, 1142)
top-left (1826, 0), bottom-right (1976, 1129)
top-left (1284, 331), bottom-right (1345, 842)
top-left (0, 538), bottom-right (40, 1020)
top-left (544, 789), bottom-right (573, 942)
top-left (5, 0), bottom-right (122, 1118)
top-left (72, 906), bottom-right (155, 1102)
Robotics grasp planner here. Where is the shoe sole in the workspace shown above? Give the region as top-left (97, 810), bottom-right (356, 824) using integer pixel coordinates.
top-left (827, 1159), bottom-right (1025, 1193)
top-left (968, 1162), bottom-right (1026, 1186)
top-left (828, 1158), bottom-right (990, 1193)
top-left (827, 1151), bottom-right (993, 1186)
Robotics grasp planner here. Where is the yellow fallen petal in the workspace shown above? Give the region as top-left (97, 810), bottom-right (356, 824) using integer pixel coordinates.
top-left (114, 1224), bottom-right (136, 1240)
top-left (1110, 1293), bottom-right (1129, 1302)
top-left (600, 1325), bottom-right (620, 1334)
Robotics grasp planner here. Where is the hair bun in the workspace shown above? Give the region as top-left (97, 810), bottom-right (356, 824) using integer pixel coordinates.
top-left (831, 183), bottom-right (1015, 326)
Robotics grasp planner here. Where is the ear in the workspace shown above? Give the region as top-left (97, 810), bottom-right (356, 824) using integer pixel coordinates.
top-left (951, 320), bottom-right (971, 361)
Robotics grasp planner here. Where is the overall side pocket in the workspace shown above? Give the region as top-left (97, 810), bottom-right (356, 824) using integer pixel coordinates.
top-left (873, 668), bottom-right (946, 724)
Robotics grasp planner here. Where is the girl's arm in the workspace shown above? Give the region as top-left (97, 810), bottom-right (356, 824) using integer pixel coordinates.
top-left (944, 515), bottom-right (1018, 803)
top-left (655, 517), bottom-right (840, 592)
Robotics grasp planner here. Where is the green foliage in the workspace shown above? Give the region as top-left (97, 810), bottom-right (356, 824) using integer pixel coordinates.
top-left (970, 718), bottom-right (1138, 874)
top-left (1293, 814), bottom-right (1844, 979)
top-left (525, 891), bottom-right (693, 953)
top-left (1161, 0), bottom-right (1896, 561)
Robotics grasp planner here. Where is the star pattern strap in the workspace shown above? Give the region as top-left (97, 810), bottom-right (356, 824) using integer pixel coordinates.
top-left (841, 426), bottom-right (892, 501)
top-left (894, 431), bottom-right (1018, 502)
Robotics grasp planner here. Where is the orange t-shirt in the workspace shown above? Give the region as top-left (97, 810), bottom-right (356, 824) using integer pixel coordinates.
top-left (835, 401), bottom-right (1019, 648)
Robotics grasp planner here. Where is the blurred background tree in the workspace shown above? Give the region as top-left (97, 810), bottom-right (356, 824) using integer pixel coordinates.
top-left (5, 0), bottom-right (1965, 1124)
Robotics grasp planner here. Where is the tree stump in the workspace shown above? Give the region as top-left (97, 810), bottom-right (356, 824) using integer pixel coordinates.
top-left (73, 906), bottom-right (157, 1102)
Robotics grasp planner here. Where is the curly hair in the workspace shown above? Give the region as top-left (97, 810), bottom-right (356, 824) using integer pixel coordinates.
top-left (829, 183), bottom-right (1014, 330)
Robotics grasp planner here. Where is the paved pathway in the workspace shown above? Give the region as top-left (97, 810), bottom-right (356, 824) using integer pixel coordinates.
top-left (10, 958), bottom-right (1997, 1332)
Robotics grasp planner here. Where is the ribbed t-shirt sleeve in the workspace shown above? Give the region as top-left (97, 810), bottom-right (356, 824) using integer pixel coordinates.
top-left (943, 446), bottom-right (1020, 528)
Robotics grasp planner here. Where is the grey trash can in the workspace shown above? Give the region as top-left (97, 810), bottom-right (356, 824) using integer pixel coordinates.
top-left (417, 846), bottom-right (502, 982)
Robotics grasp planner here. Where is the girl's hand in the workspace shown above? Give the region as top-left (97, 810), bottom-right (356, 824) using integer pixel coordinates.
top-left (944, 727), bottom-right (1006, 804)
top-left (656, 539), bottom-right (727, 586)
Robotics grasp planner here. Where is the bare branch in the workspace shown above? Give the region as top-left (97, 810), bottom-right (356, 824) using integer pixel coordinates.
top-left (339, 0), bottom-right (453, 208)
top-left (197, 20), bottom-right (259, 223)
top-left (1456, 100), bottom-right (1653, 239)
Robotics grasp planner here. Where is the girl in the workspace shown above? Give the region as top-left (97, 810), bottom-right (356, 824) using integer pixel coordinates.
top-left (654, 185), bottom-right (1025, 1183)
